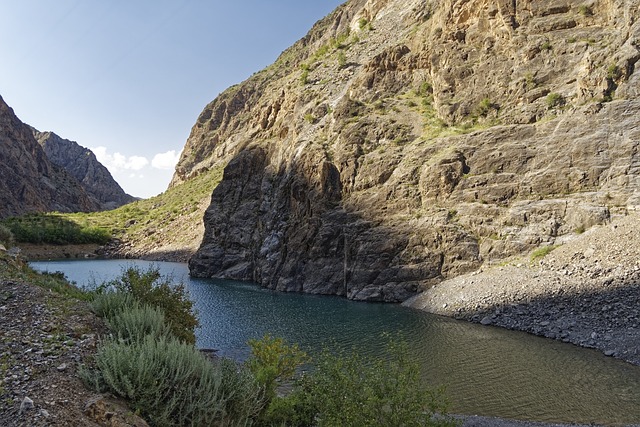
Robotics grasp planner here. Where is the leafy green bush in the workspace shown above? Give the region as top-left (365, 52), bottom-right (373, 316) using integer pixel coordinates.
top-left (0, 225), bottom-right (14, 247)
top-left (106, 266), bottom-right (199, 344)
top-left (93, 335), bottom-right (262, 427)
top-left (530, 245), bottom-right (558, 261)
top-left (297, 339), bottom-right (457, 427)
top-left (2, 214), bottom-right (111, 245)
top-left (545, 92), bottom-right (564, 109)
top-left (247, 334), bottom-right (308, 419)
top-left (259, 338), bottom-right (457, 427)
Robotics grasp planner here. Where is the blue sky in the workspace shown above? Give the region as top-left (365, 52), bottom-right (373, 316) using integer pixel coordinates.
top-left (0, 1), bottom-right (344, 198)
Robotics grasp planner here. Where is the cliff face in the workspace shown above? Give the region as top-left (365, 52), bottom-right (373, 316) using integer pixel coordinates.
top-left (0, 96), bottom-right (101, 218)
top-left (176, 0), bottom-right (640, 301)
top-left (33, 130), bottom-right (136, 210)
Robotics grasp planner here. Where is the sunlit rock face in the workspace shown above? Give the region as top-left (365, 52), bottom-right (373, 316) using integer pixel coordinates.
top-left (177, 0), bottom-right (640, 301)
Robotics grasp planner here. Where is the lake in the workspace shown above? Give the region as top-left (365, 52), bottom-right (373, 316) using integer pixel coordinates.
top-left (30, 259), bottom-right (640, 425)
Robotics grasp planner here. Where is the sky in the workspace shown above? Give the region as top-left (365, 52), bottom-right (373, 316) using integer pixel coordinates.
top-left (0, 0), bottom-right (345, 198)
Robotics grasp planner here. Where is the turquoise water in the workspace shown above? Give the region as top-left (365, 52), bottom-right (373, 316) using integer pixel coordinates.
top-left (31, 259), bottom-right (640, 425)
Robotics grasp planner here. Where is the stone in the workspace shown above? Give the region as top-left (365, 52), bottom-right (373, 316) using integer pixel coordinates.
top-left (19, 396), bottom-right (34, 414)
top-left (480, 316), bottom-right (493, 326)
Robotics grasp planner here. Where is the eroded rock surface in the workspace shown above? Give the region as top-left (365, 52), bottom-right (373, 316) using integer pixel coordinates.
top-left (178, 0), bottom-right (640, 301)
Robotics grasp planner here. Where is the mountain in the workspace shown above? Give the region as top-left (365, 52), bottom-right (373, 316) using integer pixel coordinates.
top-left (32, 130), bottom-right (136, 210)
top-left (173, 0), bottom-right (640, 301)
top-left (0, 95), bottom-right (101, 218)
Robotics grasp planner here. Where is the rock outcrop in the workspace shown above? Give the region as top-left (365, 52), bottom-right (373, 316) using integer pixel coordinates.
top-left (177, 0), bottom-right (640, 301)
top-left (0, 96), bottom-right (101, 218)
top-left (33, 130), bottom-right (136, 210)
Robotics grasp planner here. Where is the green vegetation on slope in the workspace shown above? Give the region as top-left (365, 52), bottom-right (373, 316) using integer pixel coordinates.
top-left (0, 165), bottom-right (225, 249)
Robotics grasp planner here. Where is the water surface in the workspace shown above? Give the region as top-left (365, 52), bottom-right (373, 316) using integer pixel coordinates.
top-left (30, 259), bottom-right (640, 425)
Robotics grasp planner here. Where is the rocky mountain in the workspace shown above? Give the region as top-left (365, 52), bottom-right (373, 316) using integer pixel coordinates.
top-left (0, 96), bottom-right (101, 218)
top-left (33, 130), bottom-right (136, 210)
top-left (174, 0), bottom-right (640, 301)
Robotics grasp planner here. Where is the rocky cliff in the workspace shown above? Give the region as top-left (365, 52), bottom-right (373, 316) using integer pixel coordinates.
top-left (0, 96), bottom-right (101, 218)
top-left (175, 0), bottom-right (640, 301)
top-left (33, 130), bottom-right (136, 210)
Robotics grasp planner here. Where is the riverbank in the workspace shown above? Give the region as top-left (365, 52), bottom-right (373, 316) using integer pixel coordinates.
top-left (405, 212), bottom-right (640, 367)
top-left (0, 255), bottom-right (147, 426)
top-left (3, 254), bottom-right (639, 425)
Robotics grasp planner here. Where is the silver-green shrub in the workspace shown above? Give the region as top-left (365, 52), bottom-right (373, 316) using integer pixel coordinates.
top-left (106, 303), bottom-right (171, 343)
top-left (95, 335), bottom-right (263, 426)
top-left (91, 291), bottom-right (136, 319)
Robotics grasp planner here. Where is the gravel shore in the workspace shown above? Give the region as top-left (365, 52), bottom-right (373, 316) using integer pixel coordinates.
top-left (405, 212), bottom-right (640, 366)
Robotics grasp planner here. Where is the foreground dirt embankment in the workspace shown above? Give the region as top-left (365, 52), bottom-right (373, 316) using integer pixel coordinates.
top-left (405, 213), bottom-right (640, 366)
top-left (0, 256), bottom-right (147, 426)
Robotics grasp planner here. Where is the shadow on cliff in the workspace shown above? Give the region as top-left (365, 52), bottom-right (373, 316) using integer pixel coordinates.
top-left (187, 146), bottom-right (479, 302)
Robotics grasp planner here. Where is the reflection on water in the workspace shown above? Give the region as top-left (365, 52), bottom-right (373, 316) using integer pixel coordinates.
top-left (31, 259), bottom-right (640, 425)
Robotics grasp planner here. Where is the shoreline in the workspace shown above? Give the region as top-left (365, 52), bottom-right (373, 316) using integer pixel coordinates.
top-left (404, 213), bottom-right (640, 367)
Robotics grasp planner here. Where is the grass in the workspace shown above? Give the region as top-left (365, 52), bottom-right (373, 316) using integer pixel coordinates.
top-left (1, 164), bottom-right (225, 251)
top-left (530, 245), bottom-right (558, 262)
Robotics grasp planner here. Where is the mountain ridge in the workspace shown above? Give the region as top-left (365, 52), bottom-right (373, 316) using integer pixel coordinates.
top-left (32, 129), bottom-right (136, 210)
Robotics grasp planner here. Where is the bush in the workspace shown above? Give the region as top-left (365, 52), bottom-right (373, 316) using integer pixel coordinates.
top-left (0, 225), bottom-right (14, 247)
top-left (106, 266), bottom-right (199, 344)
top-left (91, 291), bottom-right (136, 319)
top-left (106, 303), bottom-right (171, 343)
top-left (93, 335), bottom-right (262, 427)
top-left (296, 339), bottom-right (457, 427)
top-left (247, 334), bottom-right (308, 418)
top-left (545, 92), bottom-right (564, 109)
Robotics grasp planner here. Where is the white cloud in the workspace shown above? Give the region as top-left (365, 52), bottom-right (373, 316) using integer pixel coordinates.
top-left (92, 146), bottom-right (149, 172)
top-left (151, 150), bottom-right (181, 170)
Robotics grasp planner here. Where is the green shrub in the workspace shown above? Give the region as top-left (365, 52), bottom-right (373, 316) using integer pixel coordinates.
top-left (1, 214), bottom-right (111, 245)
top-left (530, 245), bottom-right (557, 261)
top-left (578, 5), bottom-right (593, 16)
top-left (91, 291), bottom-right (136, 319)
top-left (106, 303), bottom-right (171, 343)
top-left (107, 266), bottom-right (199, 344)
top-left (607, 63), bottom-right (622, 80)
top-left (267, 338), bottom-right (457, 427)
top-left (93, 335), bottom-right (262, 427)
top-left (247, 335), bottom-right (308, 408)
top-left (0, 225), bottom-right (14, 247)
top-left (545, 92), bottom-right (564, 109)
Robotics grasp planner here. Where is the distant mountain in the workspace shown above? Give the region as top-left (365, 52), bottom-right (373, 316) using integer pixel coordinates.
top-left (0, 95), bottom-right (101, 218)
top-left (32, 130), bottom-right (136, 210)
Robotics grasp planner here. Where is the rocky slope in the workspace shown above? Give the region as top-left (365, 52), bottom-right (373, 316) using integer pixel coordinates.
top-left (174, 0), bottom-right (640, 302)
top-left (0, 96), bottom-right (101, 219)
top-left (32, 130), bottom-right (136, 210)
top-left (404, 212), bottom-right (640, 366)
top-left (0, 255), bottom-right (148, 426)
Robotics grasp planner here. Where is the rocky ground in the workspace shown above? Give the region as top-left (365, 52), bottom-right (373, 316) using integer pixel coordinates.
top-left (405, 212), bottom-right (640, 367)
top-left (0, 256), bottom-right (147, 426)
